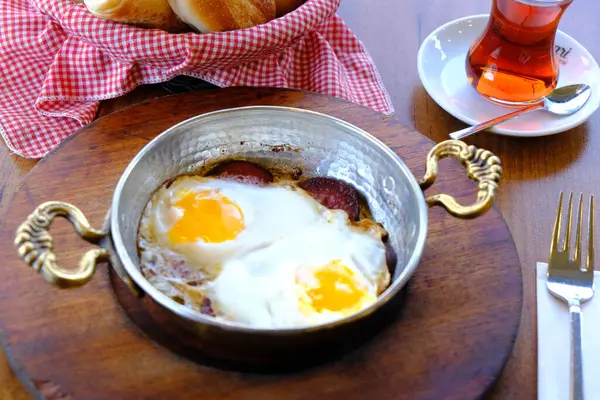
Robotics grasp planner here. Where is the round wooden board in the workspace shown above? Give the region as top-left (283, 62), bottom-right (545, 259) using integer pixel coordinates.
top-left (0, 88), bottom-right (522, 400)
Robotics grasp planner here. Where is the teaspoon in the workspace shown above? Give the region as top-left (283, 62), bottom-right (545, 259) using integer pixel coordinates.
top-left (450, 84), bottom-right (592, 140)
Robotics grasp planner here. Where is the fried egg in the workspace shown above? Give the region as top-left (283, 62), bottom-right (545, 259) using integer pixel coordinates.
top-left (206, 216), bottom-right (390, 328)
top-left (139, 175), bottom-right (391, 328)
top-left (140, 176), bottom-right (323, 268)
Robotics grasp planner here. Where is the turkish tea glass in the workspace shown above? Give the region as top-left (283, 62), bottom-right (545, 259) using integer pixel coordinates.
top-left (466, 0), bottom-right (574, 105)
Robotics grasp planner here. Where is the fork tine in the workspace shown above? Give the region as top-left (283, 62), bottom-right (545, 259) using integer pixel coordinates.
top-left (574, 193), bottom-right (584, 266)
top-left (563, 192), bottom-right (574, 252)
top-left (587, 195), bottom-right (594, 272)
top-left (551, 191), bottom-right (564, 254)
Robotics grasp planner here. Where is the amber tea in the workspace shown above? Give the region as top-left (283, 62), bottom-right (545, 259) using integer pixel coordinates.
top-left (466, 0), bottom-right (573, 105)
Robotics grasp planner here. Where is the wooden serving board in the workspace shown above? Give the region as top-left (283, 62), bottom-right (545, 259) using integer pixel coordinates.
top-left (0, 88), bottom-right (522, 400)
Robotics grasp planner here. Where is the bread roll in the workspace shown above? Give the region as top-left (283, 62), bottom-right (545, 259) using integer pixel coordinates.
top-left (274, 0), bottom-right (304, 17)
top-left (84, 0), bottom-right (189, 32)
top-left (167, 0), bottom-right (276, 33)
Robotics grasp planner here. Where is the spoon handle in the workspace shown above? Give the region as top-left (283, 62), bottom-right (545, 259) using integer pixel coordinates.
top-left (449, 102), bottom-right (544, 140)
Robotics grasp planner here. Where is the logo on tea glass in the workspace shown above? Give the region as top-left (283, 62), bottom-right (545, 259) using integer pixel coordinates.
top-left (555, 44), bottom-right (572, 65)
top-left (518, 50), bottom-right (532, 64)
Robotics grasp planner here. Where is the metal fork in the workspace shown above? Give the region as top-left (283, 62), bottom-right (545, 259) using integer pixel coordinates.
top-left (547, 192), bottom-right (595, 400)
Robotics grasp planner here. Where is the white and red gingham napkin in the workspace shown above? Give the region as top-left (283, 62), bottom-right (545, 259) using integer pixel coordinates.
top-left (0, 0), bottom-right (393, 159)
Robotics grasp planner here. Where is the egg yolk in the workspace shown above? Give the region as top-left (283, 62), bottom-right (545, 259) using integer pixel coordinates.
top-left (168, 190), bottom-right (244, 244)
top-left (300, 260), bottom-right (366, 313)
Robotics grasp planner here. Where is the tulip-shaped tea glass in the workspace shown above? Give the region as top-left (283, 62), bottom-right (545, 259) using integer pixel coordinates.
top-left (466, 0), bottom-right (574, 105)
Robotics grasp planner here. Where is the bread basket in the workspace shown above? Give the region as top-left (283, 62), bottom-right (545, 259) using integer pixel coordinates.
top-left (0, 0), bottom-right (392, 158)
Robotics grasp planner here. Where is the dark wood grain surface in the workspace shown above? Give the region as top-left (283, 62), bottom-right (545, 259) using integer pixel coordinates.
top-left (0, 88), bottom-right (521, 400)
top-left (0, 0), bottom-right (598, 399)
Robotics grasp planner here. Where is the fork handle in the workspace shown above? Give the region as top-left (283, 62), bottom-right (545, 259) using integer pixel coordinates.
top-left (570, 302), bottom-right (584, 400)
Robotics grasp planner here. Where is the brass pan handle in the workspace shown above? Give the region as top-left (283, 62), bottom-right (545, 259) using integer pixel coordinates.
top-left (15, 201), bottom-right (109, 288)
top-left (418, 140), bottom-right (502, 219)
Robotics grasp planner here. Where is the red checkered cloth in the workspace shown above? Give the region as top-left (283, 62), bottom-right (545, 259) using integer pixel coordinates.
top-left (0, 0), bottom-right (394, 158)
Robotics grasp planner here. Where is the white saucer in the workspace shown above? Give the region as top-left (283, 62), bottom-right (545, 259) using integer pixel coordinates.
top-left (417, 14), bottom-right (600, 137)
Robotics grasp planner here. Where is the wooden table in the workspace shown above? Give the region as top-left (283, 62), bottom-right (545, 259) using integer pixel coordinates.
top-left (1, 0), bottom-right (598, 398)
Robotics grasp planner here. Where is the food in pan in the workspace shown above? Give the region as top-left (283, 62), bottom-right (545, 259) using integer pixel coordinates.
top-left (138, 161), bottom-right (396, 328)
